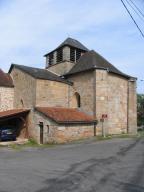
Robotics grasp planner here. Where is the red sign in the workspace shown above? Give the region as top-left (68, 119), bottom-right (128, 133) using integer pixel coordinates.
top-left (102, 114), bottom-right (108, 119)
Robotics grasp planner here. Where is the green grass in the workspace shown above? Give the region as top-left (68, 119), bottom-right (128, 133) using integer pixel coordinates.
top-left (9, 144), bottom-right (22, 150)
top-left (23, 138), bottom-right (39, 147)
top-left (137, 130), bottom-right (144, 137)
top-left (4, 138), bottom-right (56, 150)
top-left (0, 131), bottom-right (143, 151)
top-left (95, 133), bottom-right (139, 141)
top-left (96, 135), bottom-right (113, 141)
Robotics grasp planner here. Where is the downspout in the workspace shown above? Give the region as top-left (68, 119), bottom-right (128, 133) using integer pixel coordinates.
top-left (127, 80), bottom-right (129, 133)
top-left (68, 85), bottom-right (70, 107)
top-left (93, 70), bottom-right (96, 136)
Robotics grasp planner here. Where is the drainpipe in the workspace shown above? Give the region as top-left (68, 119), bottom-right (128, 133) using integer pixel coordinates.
top-left (127, 81), bottom-right (129, 133)
top-left (93, 70), bottom-right (97, 136)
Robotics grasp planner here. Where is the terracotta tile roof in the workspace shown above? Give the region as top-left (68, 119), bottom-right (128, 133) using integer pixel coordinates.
top-left (35, 107), bottom-right (96, 124)
top-left (0, 109), bottom-right (30, 120)
top-left (0, 69), bottom-right (14, 87)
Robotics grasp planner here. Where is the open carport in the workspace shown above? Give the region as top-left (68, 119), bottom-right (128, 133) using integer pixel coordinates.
top-left (0, 109), bottom-right (30, 140)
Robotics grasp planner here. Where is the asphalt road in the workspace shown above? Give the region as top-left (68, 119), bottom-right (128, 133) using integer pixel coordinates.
top-left (0, 137), bottom-right (144, 192)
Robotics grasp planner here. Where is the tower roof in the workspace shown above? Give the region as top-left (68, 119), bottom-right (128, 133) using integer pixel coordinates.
top-left (65, 50), bottom-right (132, 79)
top-left (44, 37), bottom-right (89, 56)
top-left (57, 37), bottom-right (89, 51)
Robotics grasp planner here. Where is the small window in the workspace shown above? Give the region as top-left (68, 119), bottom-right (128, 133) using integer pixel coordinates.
top-left (47, 125), bottom-right (50, 135)
top-left (76, 93), bottom-right (81, 108)
top-left (71, 92), bottom-right (81, 108)
top-left (20, 99), bottom-right (24, 107)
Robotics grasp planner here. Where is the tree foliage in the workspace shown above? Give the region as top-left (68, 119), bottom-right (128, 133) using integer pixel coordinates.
top-left (137, 94), bottom-right (144, 126)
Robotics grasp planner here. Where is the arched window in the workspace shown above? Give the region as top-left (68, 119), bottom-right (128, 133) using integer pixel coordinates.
top-left (71, 92), bottom-right (81, 108)
top-left (75, 92), bottom-right (81, 108)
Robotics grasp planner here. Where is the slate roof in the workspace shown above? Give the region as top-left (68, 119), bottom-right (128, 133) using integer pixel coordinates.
top-left (0, 109), bottom-right (30, 121)
top-left (35, 107), bottom-right (96, 124)
top-left (9, 64), bottom-right (72, 85)
top-left (0, 69), bottom-right (14, 87)
top-left (44, 37), bottom-right (89, 56)
top-left (65, 50), bottom-right (131, 79)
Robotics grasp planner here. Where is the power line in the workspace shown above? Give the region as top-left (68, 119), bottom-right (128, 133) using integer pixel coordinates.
top-left (120, 0), bottom-right (144, 38)
top-left (129, 0), bottom-right (144, 18)
top-left (125, 0), bottom-right (144, 22)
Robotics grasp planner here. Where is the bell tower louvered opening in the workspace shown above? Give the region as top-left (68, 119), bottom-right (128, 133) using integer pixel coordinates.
top-left (44, 38), bottom-right (89, 69)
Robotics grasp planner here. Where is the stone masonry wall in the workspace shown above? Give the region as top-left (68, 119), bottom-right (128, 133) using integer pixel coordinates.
top-left (95, 70), bottom-right (128, 135)
top-left (10, 68), bottom-right (36, 109)
top-left (0, 87), bottom-right (14, 111)
top-left (53, 124), bottom-right (94, 143)
top-left (68, 71), bottom-right (95, 116)
top-left (107, 73), bottom-right (128, 134)
top-left (128, 80), bottom-right (137, 134)
top-left (36, 79), bottom-right (70, 107)
top-left (68, 69), bottom-right (136, 136)
top-left (33, 110), bottom-right (94, 144)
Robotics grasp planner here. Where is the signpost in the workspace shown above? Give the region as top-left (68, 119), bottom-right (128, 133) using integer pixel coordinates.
top-left (100, 114), bottom-right (108, 137)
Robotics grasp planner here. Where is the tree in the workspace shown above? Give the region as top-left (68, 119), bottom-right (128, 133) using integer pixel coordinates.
top-left (137, 94), bottom-right (144, 126)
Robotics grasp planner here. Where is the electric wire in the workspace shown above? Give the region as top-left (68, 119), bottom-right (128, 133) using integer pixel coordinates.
top-left (125, 0), bottom-right (144, 22)
top-left (129, 0), bottom-right (144, 18)
top-left (120, 0), bottom-right (144, 38)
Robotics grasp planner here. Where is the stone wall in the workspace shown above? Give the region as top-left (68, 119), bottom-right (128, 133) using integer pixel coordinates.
top-left (53, 124), bottom-right (94, 143)
top-left (10, 66), bottom-right (137, 140)
top-left (0, 87), bottom-right (14, 111)
top-left (68, 71), bottom-right (95, 116)
top-left (128, 80), bottom-right (137, 134)
top-left (95, 70), bottom-right (129, 135)
top-left (47, 61), bottom-right (75, 76)
top-left (33, 110), bottom-right (94, 144)
top-left (36, 79), bottom-right (70, 107)
top-left (107, 73), bottom-right (128, 134)
top-left (68, 69), bottom-right (137, 135)
top-left (10, 68), bottom-right (36, 109)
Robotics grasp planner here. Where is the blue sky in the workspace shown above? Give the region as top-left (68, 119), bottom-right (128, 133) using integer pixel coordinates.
top-left (0, 0), bottom-right (144, 93)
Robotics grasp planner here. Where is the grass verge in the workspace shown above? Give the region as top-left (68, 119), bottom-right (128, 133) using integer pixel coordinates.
top-left (0, 131), bottom-right (143, 150)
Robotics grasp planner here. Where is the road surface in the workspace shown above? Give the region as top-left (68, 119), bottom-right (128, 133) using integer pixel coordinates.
top-left (0, 137), bottom-right (144, 192)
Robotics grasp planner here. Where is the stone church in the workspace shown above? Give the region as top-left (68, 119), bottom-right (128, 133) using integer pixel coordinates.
top-left (0, 38), bottom-right (137, 143)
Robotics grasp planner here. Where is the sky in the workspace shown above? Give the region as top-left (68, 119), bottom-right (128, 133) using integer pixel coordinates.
top-left (0, 0), bottom-right (144, 93)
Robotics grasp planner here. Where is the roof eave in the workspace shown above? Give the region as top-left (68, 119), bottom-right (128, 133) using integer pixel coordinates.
top-left (65, 66), bottom-right (136, 80)
top-left (57, 120), bottom-right (97, 124)
top-left (64, 67), bottom-right (108, 77)
top-left (0, 85), bottom-right (14, 88)
top-left (0, 109), bottom-right (30, 121)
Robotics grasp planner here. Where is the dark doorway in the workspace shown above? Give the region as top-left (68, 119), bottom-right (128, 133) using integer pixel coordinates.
top-left (39, 122), bottom-right (44, 144)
